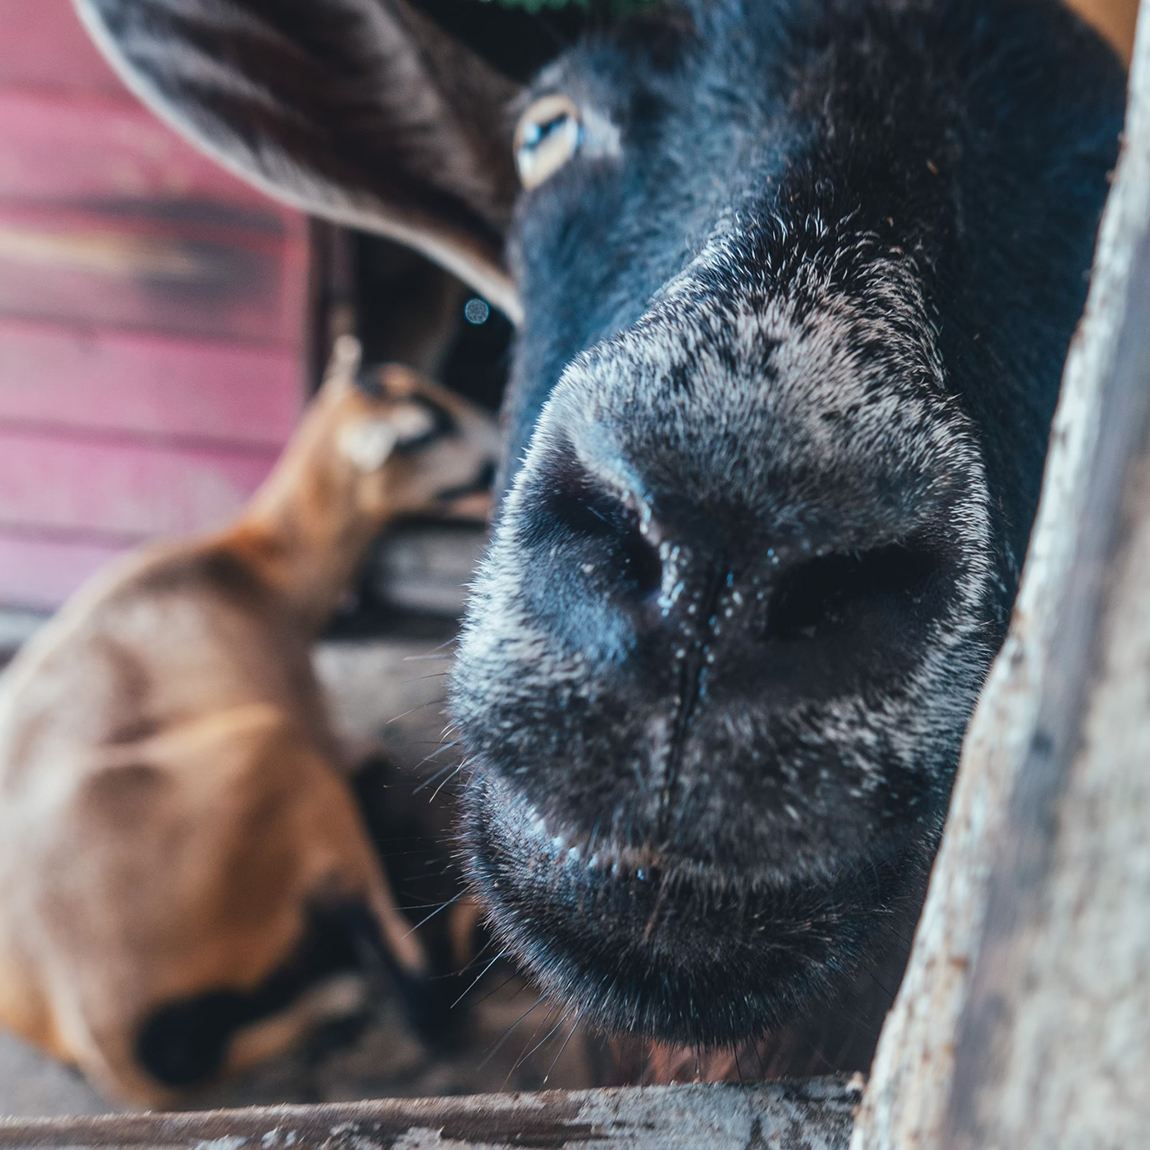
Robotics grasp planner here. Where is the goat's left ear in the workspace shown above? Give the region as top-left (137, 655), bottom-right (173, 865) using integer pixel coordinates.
top-left (74, 0), bottom-right (524, 320)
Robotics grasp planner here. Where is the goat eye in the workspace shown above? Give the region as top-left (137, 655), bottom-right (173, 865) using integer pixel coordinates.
top-left (514, 94), bottom-right (582, 190)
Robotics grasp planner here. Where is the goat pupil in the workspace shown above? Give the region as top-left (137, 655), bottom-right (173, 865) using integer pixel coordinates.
top-left (528, 114), bottom-right (570, 148)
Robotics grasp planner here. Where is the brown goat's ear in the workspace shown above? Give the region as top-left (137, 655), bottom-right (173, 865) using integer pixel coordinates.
top-left (74, 0), bottom-right (524, 320)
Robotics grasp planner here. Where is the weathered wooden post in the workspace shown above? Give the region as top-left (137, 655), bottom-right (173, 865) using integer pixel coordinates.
top-left (853, 2), bottom-right (1150, 1144)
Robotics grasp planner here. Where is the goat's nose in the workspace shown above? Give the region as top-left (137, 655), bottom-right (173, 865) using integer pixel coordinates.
top-left (517, 438), bottom-right (948, 692)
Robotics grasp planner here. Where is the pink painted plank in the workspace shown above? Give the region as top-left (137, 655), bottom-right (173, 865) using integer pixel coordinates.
top-left (0, 88), bottom-right (301, 224)
top-left (0, 0), bottom-right (317, 612)
top-left (0, 0), bottom-right (128, 97)
top-left (0, 203), bottom-right (309, 344)
top-left (0, 531), bottom-right (125, 611)
top-left (0, 318), bottom-right (303, 447)
top-left (0, 427), bottom-right (278, 539)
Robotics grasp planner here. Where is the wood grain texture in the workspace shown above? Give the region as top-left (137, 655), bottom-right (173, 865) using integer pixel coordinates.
top-left (0, 203), bottom-right (306, 344)
top-left (941, 129), bottom-right (1150, 1150)
top-left (0, 0), bottom-right (312, 609)
top-left (0, 89), bottom-right (295, 217)
top-left (0, 428), bottom-right (276, 538)
top-left (0, 533), bottom-right (123, 611)
top-left (0, 1080), bottom-right (859, 1150)
top-left (850, 4), bottom-right (1150, 1146)
top-left (0, 319), bottom-right (302, 446)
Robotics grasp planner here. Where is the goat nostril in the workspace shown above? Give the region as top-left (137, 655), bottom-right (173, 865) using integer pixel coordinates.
top-left (538, 449), bottom-right (663, 600)
top-left (763, 543), bottom-right (941, 641)
top-left (618, 524), bottom-right (663, 597)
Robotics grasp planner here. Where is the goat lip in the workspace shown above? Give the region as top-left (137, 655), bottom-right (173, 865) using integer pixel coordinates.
top-left (463, 774), bottom-right (915, 1047)
top-left (467, 787), bottom-right (717, 889)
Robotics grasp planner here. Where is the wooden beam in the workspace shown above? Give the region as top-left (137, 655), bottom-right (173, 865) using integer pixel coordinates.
top-left (851, 3), bottom-right (1150, 1146)
top-left (0, 1080), bottom-right (858, 1150)
top-left (939, 102), bottom-right (1150, 1150)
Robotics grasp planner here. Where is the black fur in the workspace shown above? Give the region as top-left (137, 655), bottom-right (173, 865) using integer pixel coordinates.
top-left (452, 0), bottom-right (1124, 1053)
top-left (136, 902), bottom-right (379, 1088)
top-left (80, 0), bottom-right (1126, 1070)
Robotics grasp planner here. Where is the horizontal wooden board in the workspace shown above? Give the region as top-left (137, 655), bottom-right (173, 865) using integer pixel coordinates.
top-left (0, 203), bottom-right (308, 344)
top-left (0, 0), bottom-right (315, 611)
top-left (0, 88), bottom-right (296, 224)
top-left (0, 1081), bottom-right (858, 1149)
top-left (0, 318), bottom-right (302, 447)
top-left (0, 426), bottom-right (276, 540)
top-left (0, 531), bottom-right (124, 610)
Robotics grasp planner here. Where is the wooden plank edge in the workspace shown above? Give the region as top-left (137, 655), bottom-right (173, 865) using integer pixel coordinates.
top-left (849, 2), bottom-right (1150, 1146)
top-left (0, 1079), bottom-right (859, 1150)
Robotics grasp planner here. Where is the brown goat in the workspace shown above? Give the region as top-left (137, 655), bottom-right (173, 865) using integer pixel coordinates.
top-left (0, 337), bottom-right (497, 1104)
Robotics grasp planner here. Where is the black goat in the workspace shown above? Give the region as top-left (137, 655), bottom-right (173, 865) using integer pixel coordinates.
top-left (79, 0), bottom-right (1125, 1073)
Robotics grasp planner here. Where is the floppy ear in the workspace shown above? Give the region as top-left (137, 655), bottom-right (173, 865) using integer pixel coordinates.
top-left (74, 0), bottom-right (524, 320)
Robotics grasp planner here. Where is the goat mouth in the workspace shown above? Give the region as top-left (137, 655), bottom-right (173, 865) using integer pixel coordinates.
top-left (463, 775), bottom-right (917, 1048)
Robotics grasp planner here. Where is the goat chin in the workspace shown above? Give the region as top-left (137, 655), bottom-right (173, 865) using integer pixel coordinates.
top-left (464, 771), bottom-right (930, 1058)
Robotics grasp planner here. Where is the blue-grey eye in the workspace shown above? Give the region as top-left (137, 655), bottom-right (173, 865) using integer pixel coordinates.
top-left (514, 94), bottom-right (582, 190)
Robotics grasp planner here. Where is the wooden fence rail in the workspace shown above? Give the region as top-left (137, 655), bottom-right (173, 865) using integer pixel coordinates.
top-left (0, 1080), bottom-right (858, 1150)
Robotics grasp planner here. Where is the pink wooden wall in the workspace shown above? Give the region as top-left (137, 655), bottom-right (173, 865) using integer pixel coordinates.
top-left (0, 0), bottom-right (310, 610)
